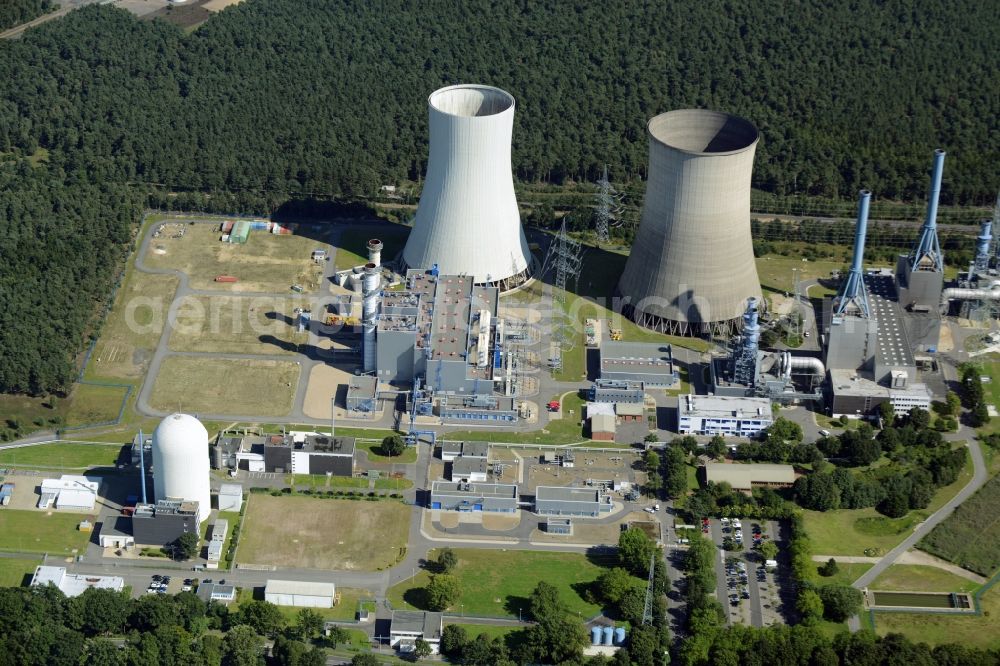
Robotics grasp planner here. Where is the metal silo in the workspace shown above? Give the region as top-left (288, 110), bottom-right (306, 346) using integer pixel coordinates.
top-left (152, 413), bottom-right (212, 522)
top-left (402, 84), bottom-right (532, 290)
top-left (618, 109), bottom-right (763, 336)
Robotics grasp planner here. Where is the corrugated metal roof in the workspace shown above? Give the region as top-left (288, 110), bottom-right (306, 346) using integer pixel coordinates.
top-left (265, 579), bottom-right (335, 598)
top-left (704, 463), bottom-right (795, 490)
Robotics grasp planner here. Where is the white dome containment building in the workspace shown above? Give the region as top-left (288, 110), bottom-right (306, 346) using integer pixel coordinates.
top-left (402, 84), bottom-right (532, 290)
top-left (152, 413), bottom-right (212, 522)
top-left (618, 109), bottom-right (763, 336)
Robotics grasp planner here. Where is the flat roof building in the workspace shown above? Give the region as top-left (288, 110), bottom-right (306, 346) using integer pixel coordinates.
top-left (218, 483), bottom-right (243, 512)
top-left (236, 432), bottom-right (356, 477)
top-left (197, 583), bottom-right (236, 604)
top-left (440, 440), bottom-right (488, 462)
top-left (346, 375), bottom-right (378, 414)
top-left (31, 566), bottom-right (124, 597)
top-left (132, 499), bottom-right (200, 547)
top-left (599, 341), bottom-right (677, 387)
top-left (534, 486), bottom-right (613, 517)
top-left (389, 610), bottom-right (444, 654)
top-left (450, 456), bottom-right (488, 483)
top-left (677, 394), bottom-right (773, 438)
top-left (828, 368), bottom-right (932, 417)
top-left (38, 475), bottom-right (100, 511)
top-left (590, 413), bottom-right (617, 442)
top-left (430, 481), bottom-right (518, 513)
top-left (265, 579), bottom-right (336, 608)
top-left (704, 463), bottom-right (795, 492)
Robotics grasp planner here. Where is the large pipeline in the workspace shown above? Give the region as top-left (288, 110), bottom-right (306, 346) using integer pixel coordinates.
top-left (781, 352), bottom-right (825, 380)
top-left (941, 284), bottom-right (1000, 303)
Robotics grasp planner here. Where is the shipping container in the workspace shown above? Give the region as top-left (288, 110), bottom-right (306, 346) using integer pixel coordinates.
top-left (215, 275), bottom-right (239, 283)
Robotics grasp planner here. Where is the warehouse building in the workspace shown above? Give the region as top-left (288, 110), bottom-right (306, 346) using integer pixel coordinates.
top-left (389, 610), bottom-right (444, 654)
top-left (429, 481), bottom-right (518, 512)
top-left (677, 394), bottom-right (773, 437)
top-left (217, 483), bottom-right (243, 512)
top-left (131, 499), bottom-right (200, 547)
top-left (37, 475), bottom-right (100, 511)
top-left (440, 440), bottom-right (489, 462)
top-left (265, 579), bottom-right (336, 608)
top-left (31, 566), bottom-right (124, 597)
top-left (599, 341), bottom-right (677, 387)
top-left (704, 463), bottom-right (796, 493)
top-left (534, 486), bottom-right (613, 517)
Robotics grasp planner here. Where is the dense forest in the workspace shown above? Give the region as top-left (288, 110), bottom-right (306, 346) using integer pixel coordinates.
top-left (0, 0), bottom-right (997, 394)
top-left (0, 0), bottom-right (51, 31)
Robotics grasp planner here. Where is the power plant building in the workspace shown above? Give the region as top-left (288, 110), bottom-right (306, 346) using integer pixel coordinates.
top-left (131, 499), bottom-right (200, 548)
top-left (598, 341), bottom-right (677, 387)
top-left (402, 85), bottom-right (531, 290)
top-left (618, 109), bottom-right (763, 336)
top-left (534, 486), bottom-right (613, 517)
top-left (429, 480), bottom-right (518, 513)
top-left (677, 394), bottom-right (773, 438)
top-left (234, 432), bottom-right (355, 476)
top-left (152, 413), bottom-right (212, 522)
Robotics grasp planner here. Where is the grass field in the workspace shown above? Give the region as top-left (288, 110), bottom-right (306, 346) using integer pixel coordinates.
top-left (815, 561), bottom-right (874, 588)
top-left (0, 557), bottom-right (42, 586)
top-left (0, 442), bottom-right (121, 469)
top-left (334, 228), bottom-right (409, 270)
top-left (143, 223), bottom-right (326, 292)
top-left (167, 295), bottom-right (310, 355)
top-left (870, 565), bottom-right (980, 593)
top-left (804, 447), bottom-right (973, 557)
top-left (873, 584), bottom-right (1000, 650)
top-left (149, 357), bottom-right (300, 417)
top-left (387, 548), bottom-right (616, 618)
top-left (0, 509), bottom-right (92, 555)
top-left (919, 474), bottom-right (1000, 576)
top-left (755, 253), bottom-right (846, 295)
top-left (91, 256), bottom-right (178, 380)
top-left (64, 383), bottom-right (129, 427)
top-left (356, 441), bottom-right (418, 464)
top-left (238, 495), bottom-right (408, 570)
top-left (0, 394), bottom-right (68, 438)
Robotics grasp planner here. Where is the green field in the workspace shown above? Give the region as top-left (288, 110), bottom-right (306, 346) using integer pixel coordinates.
top-left (388, 548), bottom-right (617, 618)
top-left (149, 357), bottom-right (300, 417)
top-left (871, 565), bottom-right (980, 593)
top-left (356, 441), bottom-right (418, 464)
top-left (0, 393), bottom-right (69, 441)
top-left (815, 560), bottom-right (874, 588)
top-left (0, 442), bottom-right (121, 469)
top-left (919, 474), bottom-right (1000, 576)
top-left (0, 509), bottom-right (91, 555)
top-left (755, 253), bottom-right (846, 295)
top-left (873, 584), bottom-right (1000, 650)
top-left (0, 557), bottom-right (42, 586)
top-left (64, 383), bottom-right (128, 427)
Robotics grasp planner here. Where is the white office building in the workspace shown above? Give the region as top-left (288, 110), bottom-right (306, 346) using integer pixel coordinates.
top-left (677, 394), bottom-right (773, 437)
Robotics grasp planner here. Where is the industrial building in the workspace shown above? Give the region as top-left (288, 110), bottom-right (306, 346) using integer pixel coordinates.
top-left (234, 432), bottom-right (355, 476)
top-left (828, 369), bottom-right (932, 417)
top-left (389, 610), bottom-right (444, 654)
top-left (588, 379), bottom-right (645, 404)
top-left (346, 374), bottom-right (378, 414)
top-left (676, 394), bottom-right (773, 437)
top-left (429, 481), bottom-right (518, 512)
top-left (534, 486), bottom-right (614, 517)
top-left (402, 84), bottom-right (531, 290)
top-left (265, 580), bottom-right (336, 608)
top-left (440, 440), bottom-right (489, 462)
top-left (197, 583), bottom-right (236, 604)
top-left (590, 413), bottom-right (617, 441)
top-left (618, 109), bottom-right (763, 336)
top-left (896, 149), bottom-right (947, 317)
top-left (207, 518), bottom-right (227, 569)
top-left (131, 499), bottom-right (200, 547)
top-left (30, 566), bottom-right (124, 597)
top-left (37, 475), bottom-right (100, 511)
top-left (598, 341), bottom-right (677, 387)
top-left (217, 483), bottom-right (242, 512)
top-left (704, 463), bottom-right (796, 493)
top-left (545, 518), bottom-right (573, 535)
top-left (450, 457), bottom-right (488, 483)
top-left (153, 413), bottom-right (212, 522)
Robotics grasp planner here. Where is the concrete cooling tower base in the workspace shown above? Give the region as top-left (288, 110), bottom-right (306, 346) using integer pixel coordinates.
top-left (620, 301), bottom-right (755, 338)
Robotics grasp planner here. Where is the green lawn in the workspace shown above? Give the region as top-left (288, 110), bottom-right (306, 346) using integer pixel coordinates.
top-left (755, 253), bottom-right (846, 295)
top-left (0, 557), bottom-right (42, 586)
top-left (388, 548), bottom-right (619, 619)
top-left (0, 442), bottom-right (122, 469)
top-left (873, 584), bottom-right (1000, 650)
top-left (357, 441), bottom-right (418, 464)
top-left (814, 560), bottom-right (874, 588)
top-left (870, 564), bottom-right (980, 593)
top-left (0, 509), bottom-right (92, 555)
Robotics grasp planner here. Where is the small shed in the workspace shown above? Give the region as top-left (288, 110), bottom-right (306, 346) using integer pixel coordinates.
top-left (590, 413), bottom-right (617, 441)
top-left (218, 483), bottom-right (243, 512)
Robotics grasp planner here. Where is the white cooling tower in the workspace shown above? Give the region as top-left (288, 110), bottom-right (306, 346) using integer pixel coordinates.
top-left (152, 413), bottom-right (211, 522)
top-left (402, 84), bottom-right (531, 289)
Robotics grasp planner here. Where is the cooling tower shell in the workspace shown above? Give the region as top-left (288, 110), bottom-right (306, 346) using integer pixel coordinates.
top-left (152, 413), bottom-right (212, 522)
top-left (618, 109), bottom-right (763, 336)
top-left (402, 84), bottom-right (531, 289)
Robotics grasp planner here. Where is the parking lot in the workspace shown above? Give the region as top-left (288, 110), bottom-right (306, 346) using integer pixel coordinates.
top-left (707, 517), bottom-right (793, 627)
top-left (143, 573), bottom-right (195, 597)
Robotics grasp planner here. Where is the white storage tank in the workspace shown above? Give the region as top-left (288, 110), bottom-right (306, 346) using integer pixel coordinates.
top-left (152, 413), bottom-right (211, 522)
